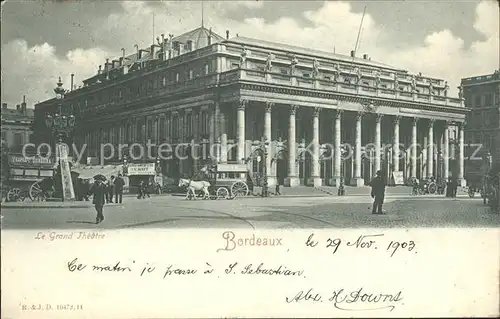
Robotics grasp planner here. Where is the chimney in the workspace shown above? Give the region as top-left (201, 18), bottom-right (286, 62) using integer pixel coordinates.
top-left (226, 30), bottom-right (230, 39)
top-left (186, 40), bottom-right (193, 51)
top-left (21, 95), bottom-right (27, 109)
top-left (98, 65), bottom-right (102, 74)
top-left (2, 103), bottom-right (7, 109)
top-left (150, 44), bottom-right (158, 58)
top-left (363, 54), bottom-right (368, 59)
top-left (104, 58), bottom-right (110, 72)
top-left (16, 104), bottom-right (20, 111)
top-left (350, 50), bottom-right (355, 58)
top-left (208, 28), bottom-right (212, 45)
top-left (111, 60), bottom-right (118, 68)
top-left (70, 74), bottom-right (74, 91)
top-left (121, 48), bottom-right (126, 58)
top-left (119, 57), bottom-right (124, 66)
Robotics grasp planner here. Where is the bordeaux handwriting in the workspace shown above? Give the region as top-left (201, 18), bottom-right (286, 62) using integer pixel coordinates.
top-left (217, 231), bottom-right (283, 252)
top-left (286, 287), bottom-right (403, 311)
top-left (305, 233), bottom-right (416, 257)
top-left (66, 259), bottom-right (305, 279)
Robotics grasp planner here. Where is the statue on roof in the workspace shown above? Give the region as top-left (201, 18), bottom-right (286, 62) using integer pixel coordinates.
top-left (265, 53), bottom-right (275, 72)
top-left (354, 66), bottom-right (362, 84)
top-left (290, 54), bottom-right (298, 75)
top-left (240, 46), bottom-right (249, 68)
top-left (333, 63), bottom-right (340, 81)
top-left (428, 81), bottom-right (434, 95)
top-left (410, 75), bottom-right (417, 91)
top-left (312, 59), bottom-right (320, 78)
top-left (374, 70), bottom-right (381, 87)
top-left (444, 81), bottom-right (449, 97)
top-left (394, 75), bottom-right (399, 91)
top-left (458, 85), bottom-right (463, 99)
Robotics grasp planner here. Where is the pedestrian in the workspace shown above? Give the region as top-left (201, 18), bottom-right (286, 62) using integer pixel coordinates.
top-left (450, 177), bottom-right (458, 198)
top-left (109, 176), bottom-right (115, 203)
top-left (89, 179), bottom-right (106, 224)
top-left (114, 173), bottom-right (125, 203)
top-left (143, 179), bottom-right (151, 198)
top-left (275, 183), bottom-right (281, 195)
top-left (138, 181), bottom-right (144, 199)
top-left (370, 170), bottom-right (386, 215)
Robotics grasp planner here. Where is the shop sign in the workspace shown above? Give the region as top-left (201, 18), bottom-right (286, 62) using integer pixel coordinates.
top-left (127, 163), bottom-right (156, 175)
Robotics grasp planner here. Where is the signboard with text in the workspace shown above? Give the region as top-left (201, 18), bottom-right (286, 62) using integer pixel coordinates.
top-left (392, 171), bottom-right (405, 185)
top-left (127, 163), bottom-right (156, 176)
top-left (8, 155), bottom-right (56, 168)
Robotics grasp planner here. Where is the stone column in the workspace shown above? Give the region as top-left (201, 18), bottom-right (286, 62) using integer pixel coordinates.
top-left (427, 119), bottom-right (434, 178)
top-left (236, 100), bottom-right (247, 178)
top-left (308, 107), bottom-right (322, 187)
top-left (458, 122), bottom-right (465, 186)
top-left (375, 114), bottom-right (383, 172)
top-left (393, 116), bottom-right (400, 172)
top-left (331, 110), bottom-right (342, 186)
top-left (264, 102), bottom-right (276, 186)
top-left (285, 105), bottom-right (299, 187)
top-left (411, 118), bottom-right (418, 179)
top-left (352, 112), bottom-right (364, 186)
top-left (422, 136), bottom-right (428, 179)
top-left (443, 122), bottom-right (450, 181)
top-left (219, 105), bottom-right (228, 163)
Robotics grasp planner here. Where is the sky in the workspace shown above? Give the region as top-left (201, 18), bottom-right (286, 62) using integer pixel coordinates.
top-left (1, 0), bottom-right (499, 108)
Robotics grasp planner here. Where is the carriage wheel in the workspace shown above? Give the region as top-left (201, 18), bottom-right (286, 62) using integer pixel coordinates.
top-left (231, 181), bottom-right (249, 197)
top-left (428, 182), bottom-right (437, 195)
top-left (7, 188), bottom-right (21, 202)
top-left (216, 187), bottom-right (229, 200)
top-left (468, 187), bottom-right (475, 198)
top-left (29, 181), bottom-right (45, 201)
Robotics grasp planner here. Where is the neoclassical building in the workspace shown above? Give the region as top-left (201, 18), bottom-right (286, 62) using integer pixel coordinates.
top-left (34, 26), bottom-right (468, 187)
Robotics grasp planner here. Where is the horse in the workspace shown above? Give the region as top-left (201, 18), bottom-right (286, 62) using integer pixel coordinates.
top-left (178, 178), bottom-right (210, 200)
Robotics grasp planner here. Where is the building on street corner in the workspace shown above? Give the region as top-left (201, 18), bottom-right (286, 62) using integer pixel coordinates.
top-left (33, 26), bottom-right (468, 187)
top-left (461, 71), bottom-right (500, 185)
top-left (1, 96), bottom-right (34, 153)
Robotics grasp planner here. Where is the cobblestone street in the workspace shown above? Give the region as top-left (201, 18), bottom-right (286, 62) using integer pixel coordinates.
top-left (2, 195), bottom-right (499, 229)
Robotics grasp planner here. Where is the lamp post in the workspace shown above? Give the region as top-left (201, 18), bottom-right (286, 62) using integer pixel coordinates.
top-left (122, 154), bottom-right (129, 176)
top-left (338, 144), bottom-right (347, 196)
top-left (45, 77), bottom-right (76, 201)
top-left (259, 137), bottom-right (270, 197)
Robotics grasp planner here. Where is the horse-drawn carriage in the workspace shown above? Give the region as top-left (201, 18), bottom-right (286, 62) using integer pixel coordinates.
top-left (410, 177), bottom-right (439, 195)
top-left (179, 163), bottom-right (251, 200)
top-left (1, 154), bottom-right (58, 202)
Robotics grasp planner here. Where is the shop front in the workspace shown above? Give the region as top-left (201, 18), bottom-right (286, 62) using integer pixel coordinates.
top-left (125, 163), bottom-right (158, 194)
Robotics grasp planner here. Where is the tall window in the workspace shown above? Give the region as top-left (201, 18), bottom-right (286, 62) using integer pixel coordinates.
top-left (186, 113), bottom-right (192, 137)
top-left (201, 111), bottom-right (208, 135)
top-left (188, 69), bottom-right (194, 80)
top-left (175, 73), bottom-right (179, 83)
top-left (159, 117), bottom-right (166, 141)
top-left (204, 64), bottom-right (209, 75)
top-left (162, 76), bottom-right (166, 87)
top-left (147, 118), bottom-right (153, 140)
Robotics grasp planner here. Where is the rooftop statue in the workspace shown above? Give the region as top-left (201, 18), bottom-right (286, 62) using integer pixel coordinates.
top-left (394, 75), bottom-right (400, 90)
top-left (312, 59), bottom-right (320, 78)
top-left (444, 81), bottom-right (450, 97)
top-left (410, 75), bottom-right (417, 92)
top-left (290, 55), bottom-right (298, 75)
top-left (265, 53), bottom-right (275, 72)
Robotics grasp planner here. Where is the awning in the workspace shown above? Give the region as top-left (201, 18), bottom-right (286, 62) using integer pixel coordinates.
top-left (72, 165), bottom-right (123, 180)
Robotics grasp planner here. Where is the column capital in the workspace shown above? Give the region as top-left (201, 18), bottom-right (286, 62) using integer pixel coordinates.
top-left (313, 107), bottom-right (321, 117)
top-left (394, 115), bottom-right (402, 124)
top-left (412, 117), bottom-right (419, 126)
top-left (428, 118), bottom-right (435, 128)
top-left (238, 99), bottom-right (248, 110)
top-left (356, 111), bottom-right (364, 120)
top-left (265, 102), bottom-right (275, 112)
top-left (458, 121), bottom-right (465, 129)
top-left (290, 104), bottom-right (299, 115)
top-left (334, 109), bottom-right (343, 120)
top-left (375, 113), bottom-right (384, 122)
top-left (444, 120), bottom-right (452, 128)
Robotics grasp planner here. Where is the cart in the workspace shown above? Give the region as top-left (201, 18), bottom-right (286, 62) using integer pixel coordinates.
top-left (3, 154), bottom-right (58, 202)
top-left (202, 163), bottom-right (250, 200)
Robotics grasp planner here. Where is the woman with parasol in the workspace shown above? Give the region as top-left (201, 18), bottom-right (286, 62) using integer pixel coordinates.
top-left (89, 174), bottom-right (107, 224)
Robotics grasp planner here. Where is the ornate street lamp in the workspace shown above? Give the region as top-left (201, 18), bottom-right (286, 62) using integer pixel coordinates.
top-left (122, 154), bottom-right (129, 176)
top-left (338, 144), bottom-right (347, 196)
top-left (259, 137), bottom-right (270, 197)
top-left (44, 77), bottom-right (76, 201)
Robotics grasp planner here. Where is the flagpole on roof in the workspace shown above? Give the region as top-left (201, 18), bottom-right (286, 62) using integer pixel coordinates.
top-left (201, 0), bottom-right (204, 28)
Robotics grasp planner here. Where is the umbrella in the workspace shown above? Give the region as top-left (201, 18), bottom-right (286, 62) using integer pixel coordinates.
top-left (93, 174), bottom-right (107, 181)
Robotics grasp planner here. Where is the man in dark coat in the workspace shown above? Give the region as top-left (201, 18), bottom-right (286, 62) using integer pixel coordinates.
top-left (370, 170), bottom-right (386, 214)
top-left (114, 173), bottom-right (125, 203)
top-left (90, 179), bottom-right (106, 224)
